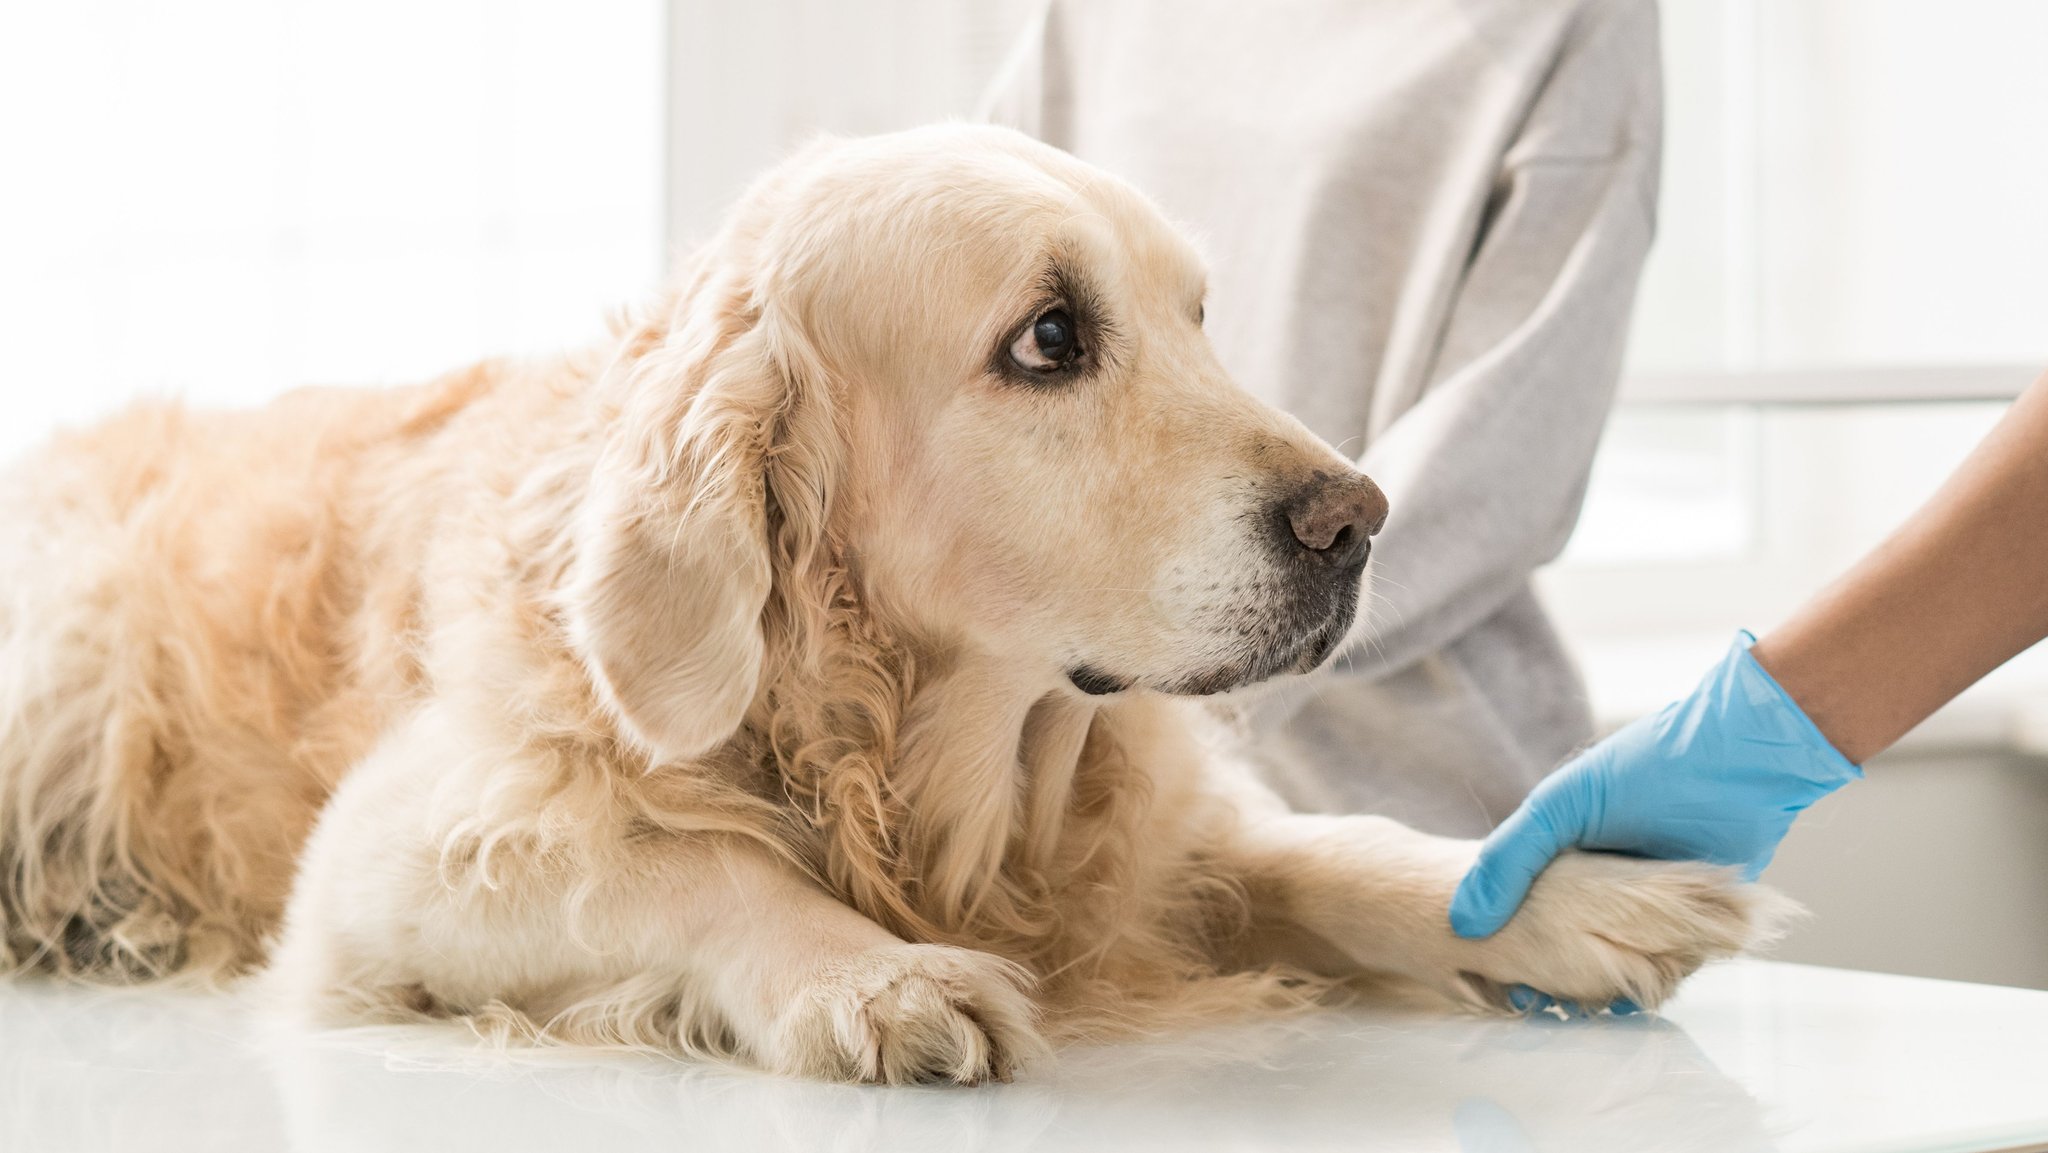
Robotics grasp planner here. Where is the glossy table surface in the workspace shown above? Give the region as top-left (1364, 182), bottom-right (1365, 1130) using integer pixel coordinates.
top-left (4, 960), bottom-right (2045, 1153)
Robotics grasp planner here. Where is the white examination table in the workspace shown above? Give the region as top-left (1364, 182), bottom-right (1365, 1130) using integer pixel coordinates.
top-left (3, 960), bottom-right (2044, 1152)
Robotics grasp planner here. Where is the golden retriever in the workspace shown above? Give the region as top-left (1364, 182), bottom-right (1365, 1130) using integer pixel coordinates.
top-left (0, 125), bottom-right (1784, 1083)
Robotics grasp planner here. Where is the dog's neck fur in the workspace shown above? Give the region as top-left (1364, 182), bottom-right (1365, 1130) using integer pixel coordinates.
top-left (890, 649), bottom-right (1098, 928)
top-left (761, 541), bottom-right (1109, 953)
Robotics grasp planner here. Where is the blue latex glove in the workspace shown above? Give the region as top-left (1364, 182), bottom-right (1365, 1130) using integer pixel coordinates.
top-left (1449, 631), bottom-right (1864, 940)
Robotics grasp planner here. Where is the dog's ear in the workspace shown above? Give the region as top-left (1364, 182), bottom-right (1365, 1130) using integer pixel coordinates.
top-left (565, 280), bottom-right (824, 764)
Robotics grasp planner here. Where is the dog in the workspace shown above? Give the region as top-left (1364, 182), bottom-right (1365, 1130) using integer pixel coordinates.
top-left (0, 125), bottom-right (1785, 1083)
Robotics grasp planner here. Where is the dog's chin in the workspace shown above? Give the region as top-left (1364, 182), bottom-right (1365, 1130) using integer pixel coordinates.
top-left (1175, 613), bottom-right (1349, 695)
top-left (1067, 600), bottom-right (1359, 699)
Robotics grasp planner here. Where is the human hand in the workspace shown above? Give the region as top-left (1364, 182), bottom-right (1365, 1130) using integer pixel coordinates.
top-left (1449, 631), bottom-right (1862, 942)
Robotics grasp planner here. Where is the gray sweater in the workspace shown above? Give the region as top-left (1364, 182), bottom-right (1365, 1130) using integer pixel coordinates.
top-left (985, 0), bottom-right (1662, 835)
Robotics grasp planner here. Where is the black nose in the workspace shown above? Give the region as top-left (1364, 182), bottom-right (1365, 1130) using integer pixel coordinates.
top-left (1281, 472), bottom-right (1389, 568)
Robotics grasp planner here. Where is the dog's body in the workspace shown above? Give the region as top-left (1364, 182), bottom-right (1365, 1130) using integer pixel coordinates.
top-left (0, 126), bottom-right (1781, 1082)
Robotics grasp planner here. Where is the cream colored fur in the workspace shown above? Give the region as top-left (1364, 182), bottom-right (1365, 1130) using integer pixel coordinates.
top-left (0, 125), bottom-right (1790, 1083)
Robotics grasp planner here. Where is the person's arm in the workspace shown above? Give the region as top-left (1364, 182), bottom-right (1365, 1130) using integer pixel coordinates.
top-left (1307, 5), bottom-right (1664, 679)
top-left (1449, 372), bottom-right (2048, 943)
top-left (1754, 374), bottom-right (2048, 762)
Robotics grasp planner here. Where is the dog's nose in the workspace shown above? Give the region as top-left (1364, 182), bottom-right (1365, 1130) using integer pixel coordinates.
top-left (1283, 473), bottom-right (1389, 567)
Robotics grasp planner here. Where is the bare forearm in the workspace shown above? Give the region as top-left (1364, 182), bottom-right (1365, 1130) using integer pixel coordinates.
top-left (1751, 373), bottom-right (2048, 763)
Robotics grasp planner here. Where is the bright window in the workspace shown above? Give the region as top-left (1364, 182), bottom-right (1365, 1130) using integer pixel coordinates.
top-left (1548, 0), bottom-right (2048, 661)
top-left (1623, 0), bottom-right (2048, 377)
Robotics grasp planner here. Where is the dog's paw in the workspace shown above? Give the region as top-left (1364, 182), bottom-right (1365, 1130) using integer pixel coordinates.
top-left (1447, 851), bottom-right (1799, 1014)
top-left (767, 943), bottom-right (1048, 1084)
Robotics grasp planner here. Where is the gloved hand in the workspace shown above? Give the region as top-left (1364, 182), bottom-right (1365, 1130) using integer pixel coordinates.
top-left (1449, 631), bottom-right (1864, 940)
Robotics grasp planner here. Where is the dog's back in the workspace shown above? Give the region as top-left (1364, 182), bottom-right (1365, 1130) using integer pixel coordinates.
top-left (0, 373), bottom-right (499, 979)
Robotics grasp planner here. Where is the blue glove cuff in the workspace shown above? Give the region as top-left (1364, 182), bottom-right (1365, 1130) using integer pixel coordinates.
top-left (1726, 629), bottom-right (1865, 786)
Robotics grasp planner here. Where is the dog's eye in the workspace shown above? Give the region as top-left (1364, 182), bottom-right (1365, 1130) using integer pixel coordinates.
top-left (1010, 309), bottom-right (1080, 373)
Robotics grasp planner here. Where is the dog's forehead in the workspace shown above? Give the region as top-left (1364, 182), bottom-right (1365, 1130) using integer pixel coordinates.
top-left (778, 127), bottom-right (1207, 307)
top-left (1059, 189), bottom-right (1207, 301)
top-left (969, 161), bottom-right (1209, 308)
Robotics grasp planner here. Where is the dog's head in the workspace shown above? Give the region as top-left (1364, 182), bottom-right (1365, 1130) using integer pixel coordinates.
top-left (568, 125), bottom-right (1387, 762)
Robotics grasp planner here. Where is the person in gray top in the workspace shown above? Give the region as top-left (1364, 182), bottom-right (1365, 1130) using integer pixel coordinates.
top-left (983, 0), bottom-right (1663, 836)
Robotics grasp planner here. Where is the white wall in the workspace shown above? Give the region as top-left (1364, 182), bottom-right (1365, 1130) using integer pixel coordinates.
top-left (0, 1), bottom-right (666, 462)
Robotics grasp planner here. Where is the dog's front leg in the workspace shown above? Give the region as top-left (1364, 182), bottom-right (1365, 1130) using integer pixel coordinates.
top-left (267, 709), bottom-right (1046, 1084)
top-left (1224, 813), bottom-right (1793, 1012)
top-left (577, 835), bottom-right (1048, 1083)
